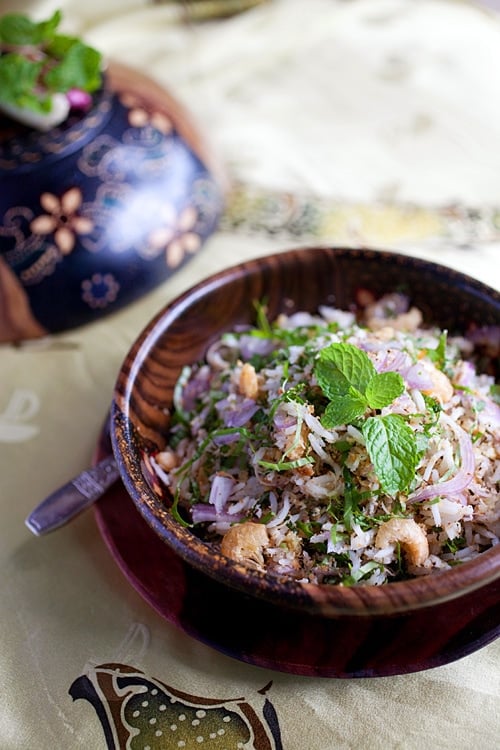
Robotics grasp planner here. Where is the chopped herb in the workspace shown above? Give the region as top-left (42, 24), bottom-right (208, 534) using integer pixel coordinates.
top-left (259, 511), bottom-right (275, 524)
top-left (268, 383), bottom-right (306, 419)
top-left (258, 456), bottom-right (315, 472)
top-left (341, 561), bottom-right (382, 586)
top-left (423, 394), bottom-right (442, 420)
top-left (424, 331), bottom-right (448, 369)
top-left (342, 467), bottom-right (360, 532)
top-left (443, 536), bottom-right (466, 554)
top-left (171, 488), bottom-right (192, 527)
top-left (296, 520), bottom-right (318, 538)
top-left (253, 298), bottom-right (273, 337)
top-left (329, 523), bottom-right (342, 545)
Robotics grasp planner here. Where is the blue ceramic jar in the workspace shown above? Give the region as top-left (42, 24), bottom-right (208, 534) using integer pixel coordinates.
top-left (0, 63), bottom-right (225, 342)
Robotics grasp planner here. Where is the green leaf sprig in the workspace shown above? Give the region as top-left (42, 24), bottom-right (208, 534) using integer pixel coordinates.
top-left (314, 342), bottom-right (419, 496)
top-left (0, 10), bottom-right (102, 115)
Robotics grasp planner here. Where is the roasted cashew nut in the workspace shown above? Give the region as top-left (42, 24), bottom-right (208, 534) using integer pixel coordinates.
top-left (220, 521), bottom-right (269, 570)
top-left (375, 518), bottom-right (429, 567)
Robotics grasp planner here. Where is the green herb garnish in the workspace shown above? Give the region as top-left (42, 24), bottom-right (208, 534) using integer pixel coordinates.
top-left (490, 384), bottom-right (500, 405)
top-left (314, 342), bottom-right (418, 495)
top-left (315, 342), bottom-right (404, 427)
top-left (258, 456), bottom-right (315, 472)
top-left (0, 10), bottom-right (102, 116)
top-left (341, 561), bottom-right (382, 586)
top-left (424, 331), bottom-right (448, 369)
top-left (362, 414), bottom-right (418, 496)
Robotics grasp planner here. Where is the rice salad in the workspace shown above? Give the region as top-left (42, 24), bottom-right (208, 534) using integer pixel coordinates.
top-left (150, 294), bottom-right (500, 586)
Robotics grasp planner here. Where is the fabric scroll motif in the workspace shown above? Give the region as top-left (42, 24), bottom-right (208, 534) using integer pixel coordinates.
top-left (70, 663), bottom-right (283, 749)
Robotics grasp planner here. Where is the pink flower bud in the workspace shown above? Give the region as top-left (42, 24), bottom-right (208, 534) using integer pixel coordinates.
top-left (66, 89), bottom-right (92, 111)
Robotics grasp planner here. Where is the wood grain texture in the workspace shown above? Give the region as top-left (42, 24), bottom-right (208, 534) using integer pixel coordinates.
top-left (111, 246), bottom-right (500, 618)
top-left (96, 422), bottom-right (500, 677)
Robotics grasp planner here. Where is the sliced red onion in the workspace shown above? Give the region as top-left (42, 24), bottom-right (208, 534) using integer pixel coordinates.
top-left (239, 335), bottom-right (276, 359)
top-left (273, 409), bottom-right (296, 430)
top-left (208, 474), bottom-right (235, 513)
top-left (181, 366), bottom-right (211, 411)
top-left (191, 504), bottom-right (220, 523)
top-left (360, 340), bottom-right (403, 353)
top-left (375, 350), bottom-right (412, 375)
top-left (454, 360), bottom-right (476, 387)
top-left (387, 351), bottom-right (411, 373)
top-left (191, 504), bottom-right (245, 524)
top-left (215, 397), bottom-right (259, 427)
top-left (364, 345), bottom-right (435, 391)
top-left (212, 431), bottom-right (242, 446)
top-left (478, 397), bottom-right (500, 428)
top-left (286, 312), bottom-right (322, 327)
top-left (409, 415), bottom-right (475, 502)
top-left (404, 362), bottom-right (435, 390)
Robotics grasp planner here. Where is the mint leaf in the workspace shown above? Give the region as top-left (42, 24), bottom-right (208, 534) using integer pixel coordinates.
top-left (415, 430), bottom-right (430, 456)
top-left (0, 54), bottom-right (50, 111)
top-left (317, 343), bottom-right (376, 394)
top-left (315, 344), bottom-right (406, 428)
top-left (365, 371), bottom-right (404, 409)
top-left (362, 414), bottom-right (418, 495)
top-left (43, 41), bottom-right (102, 93)
top-left (0, 10), bottom-right (61, 45)
top-left (36, 10), bottom-right (62, 41)
top-left (322, 387), bottom-right (367, 427)
top-left (45, 33), bottom-right (76, 59)
top-left (314, 356), bottom-right (353, 400)
top-left (0, 10), bottom-right (102, 118)
top-left (315, 343), bottom-right (418, 503)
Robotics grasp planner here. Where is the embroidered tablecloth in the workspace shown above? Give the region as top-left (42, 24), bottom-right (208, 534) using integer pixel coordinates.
top-left (1, 1), bottom-right (499, 748)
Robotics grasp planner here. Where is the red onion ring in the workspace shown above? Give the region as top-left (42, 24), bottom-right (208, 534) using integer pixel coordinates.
top-left (215, 397), bottom-right (259, 427)
top-left (409, 415), bottom-right (475, 502)
top-left (191, 505), bottom-right (245, 524)
top-left (208, 474), bottom-right (235, 513)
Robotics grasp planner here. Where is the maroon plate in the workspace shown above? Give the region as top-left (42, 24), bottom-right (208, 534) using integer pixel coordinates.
top-left (93, 423), bottom-right (500, 678)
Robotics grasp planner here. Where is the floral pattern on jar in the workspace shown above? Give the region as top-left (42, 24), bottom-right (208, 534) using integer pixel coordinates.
top-left (0, 63), bottom-right (225, 341)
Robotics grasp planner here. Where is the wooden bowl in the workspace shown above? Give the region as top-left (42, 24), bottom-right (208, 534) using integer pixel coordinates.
top-left (111, 246), bottom-right (500, 618)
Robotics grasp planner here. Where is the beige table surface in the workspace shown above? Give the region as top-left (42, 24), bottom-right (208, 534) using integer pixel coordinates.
top-left (1, 1), bottom-right (499, 748)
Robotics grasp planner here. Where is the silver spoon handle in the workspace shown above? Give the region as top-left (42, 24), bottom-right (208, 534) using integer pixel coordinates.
top-left (25, 454), bottom-right (120, 536)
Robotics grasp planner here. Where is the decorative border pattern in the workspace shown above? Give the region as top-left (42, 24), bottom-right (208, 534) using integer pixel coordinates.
top-left (221, 183), bottom-right (500, 248)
